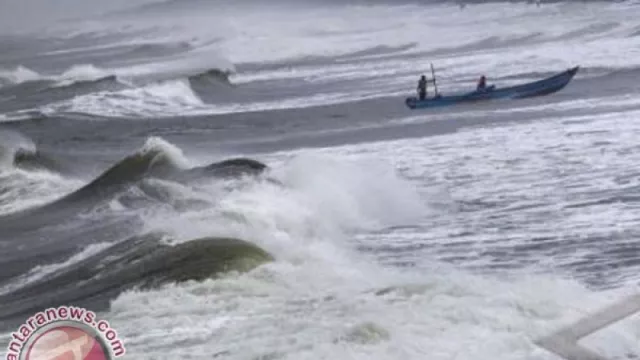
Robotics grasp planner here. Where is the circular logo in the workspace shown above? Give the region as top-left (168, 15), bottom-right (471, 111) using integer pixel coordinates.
top-left (21, 321), bottom-right (111, 360)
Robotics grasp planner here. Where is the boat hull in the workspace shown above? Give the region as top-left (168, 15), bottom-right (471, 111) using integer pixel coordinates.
top-left (405, 66), bottom-right (579, 110)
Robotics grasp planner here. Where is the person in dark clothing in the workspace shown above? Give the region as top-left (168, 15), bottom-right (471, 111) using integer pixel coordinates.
top-left (477, 75), bottom-right (487, 90)
top-left (417, 75), bottom-right (427, 100)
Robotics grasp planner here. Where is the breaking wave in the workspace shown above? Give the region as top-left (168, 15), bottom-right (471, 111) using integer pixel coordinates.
top-left (0, 134), bottom-right (429, 328)
top-left (0, 62), bottom-right (234, 119)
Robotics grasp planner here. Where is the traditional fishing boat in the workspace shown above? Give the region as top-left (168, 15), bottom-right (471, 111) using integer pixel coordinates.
top-left (405, 65), bottom-right (579, 110)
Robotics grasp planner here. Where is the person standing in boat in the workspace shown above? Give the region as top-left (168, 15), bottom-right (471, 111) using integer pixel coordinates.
top-left (477, 75), bottom-right (487, 91)
top-left (417, 75), bottom-right (427, 100)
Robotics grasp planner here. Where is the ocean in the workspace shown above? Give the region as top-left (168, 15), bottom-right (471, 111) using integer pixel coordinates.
top-left (0, 0), bottom-right (639, 359)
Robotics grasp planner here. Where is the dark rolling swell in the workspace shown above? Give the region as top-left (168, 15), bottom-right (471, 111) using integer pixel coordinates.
top-left (0, 233), bottom-right (274, 332)
top-left (0, 148), bottom-right (269, 235)
top-left (0, 148), bottom-right (180, 234)
top-left (0, 142), bottom-right (273, 308)
top-left (12, 148), bottom-right (71, 174)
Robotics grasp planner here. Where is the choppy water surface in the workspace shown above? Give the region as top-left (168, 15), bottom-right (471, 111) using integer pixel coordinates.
top-left (0, 0), bottom-right (639, 359)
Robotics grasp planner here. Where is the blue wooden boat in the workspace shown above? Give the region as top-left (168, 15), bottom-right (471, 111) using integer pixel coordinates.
top-left (405, 66), bottom-right (579, 110)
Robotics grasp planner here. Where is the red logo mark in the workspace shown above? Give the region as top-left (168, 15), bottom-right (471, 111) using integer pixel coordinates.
top-left (24, 325), bottom-right (109, 360)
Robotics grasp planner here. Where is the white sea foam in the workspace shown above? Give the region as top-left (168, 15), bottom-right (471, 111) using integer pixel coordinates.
top-left (1, 2), bottom-right (639, 359)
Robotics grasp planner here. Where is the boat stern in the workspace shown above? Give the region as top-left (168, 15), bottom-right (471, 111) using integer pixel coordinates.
top-left (405, 97), bottom-right (417, 109)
